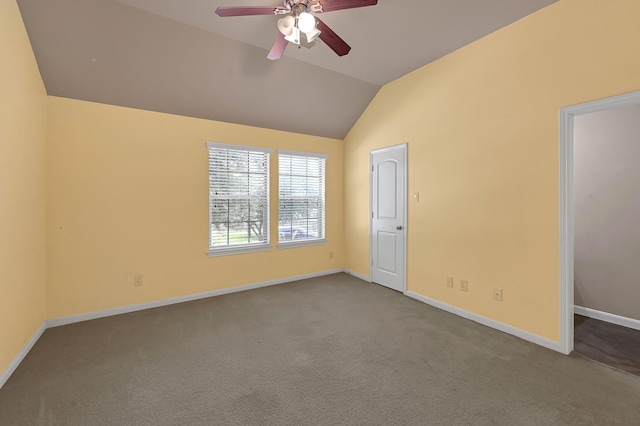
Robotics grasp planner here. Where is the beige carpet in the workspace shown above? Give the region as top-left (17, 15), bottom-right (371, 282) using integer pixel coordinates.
top-left (1, 273), bottom-right (639, 425)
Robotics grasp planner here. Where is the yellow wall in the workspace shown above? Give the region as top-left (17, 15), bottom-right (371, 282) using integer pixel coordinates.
top-left (46, 97), bottom-right (344, 319)
top-left (0, 0), bottom-right (48, 374)
top-left (344, 0), bottom-right (640, 342)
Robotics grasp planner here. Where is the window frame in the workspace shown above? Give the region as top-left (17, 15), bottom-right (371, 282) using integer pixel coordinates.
top-left (206, 142), bottom-right (272, 257)
top-left (277, 150), bottom-right (327, 250)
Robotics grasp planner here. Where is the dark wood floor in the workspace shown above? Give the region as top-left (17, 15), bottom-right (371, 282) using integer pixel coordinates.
top-left (574, 314), bottom-right (640, 377)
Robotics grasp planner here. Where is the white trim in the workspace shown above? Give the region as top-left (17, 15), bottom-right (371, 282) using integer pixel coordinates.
top-left (205, 141), bottom-right (272, 154)
top-left (402, 144), bottom-right (408, 295)
top-left (47, 269), bottom-right (345, 328)
top-left (1, 269), bottom-right (347, 390)
top-left (369, 143), bottom-right (408, 294)
top-left (406, 291), bottom-right (562, 352)
top-left (0, 323), bottom-right (46, 390)
top-left (575, 306), bottom-right (640, 331)
top-left (344, 269), bottom-right (371, 282)
top-left (561, 91), bottom-right (640, 115)
top-left (277, 150), bottom-right (327, 159)
top-left (207, 244), bottom-right (272, 257)
top-left (559, 90), bottom-right (640, 355)
top-left (277, 239), bottom-right (326, 249)
top-left (559, 107), bottom-right (575, 355)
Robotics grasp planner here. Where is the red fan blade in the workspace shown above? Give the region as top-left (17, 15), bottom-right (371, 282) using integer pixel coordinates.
top-left (267, 33), bottom-right (288, 60)
top-left (313, 0), bottom-right (377, 13)
top-left (215, 6), bottom-right (284, 17)
top-left (316, 19), bottom-right (351, 56)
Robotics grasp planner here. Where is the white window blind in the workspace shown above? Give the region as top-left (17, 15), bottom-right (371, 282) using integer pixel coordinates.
top-left (207, 142), bottom-right (271, 255)
top-left (278, 151), bottom-right (326, 246)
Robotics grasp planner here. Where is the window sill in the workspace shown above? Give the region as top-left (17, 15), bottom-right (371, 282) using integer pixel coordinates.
top-left (207, 244), bottom-right (271, 257)
top-left (277, 239), bottom-right (326, 250)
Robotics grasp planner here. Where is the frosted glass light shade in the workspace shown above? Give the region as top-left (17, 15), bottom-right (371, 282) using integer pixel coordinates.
top-left (277, 15), bottom-right (295, 36)
top-left (305, 27), bottom-right (321, 43)
top-left (297, 12), bottom-right (316, 33)
top-left (284, 26), bottom-right (301, 45)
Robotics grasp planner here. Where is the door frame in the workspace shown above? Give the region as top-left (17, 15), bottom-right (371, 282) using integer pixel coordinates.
top-left (369, 143), bottom-right (408, 294)
top-left (559, 90), bottom-right (640, 355)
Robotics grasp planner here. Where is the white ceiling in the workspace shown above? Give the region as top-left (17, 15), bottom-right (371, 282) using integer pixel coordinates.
top-left (18, 0), bottom-right (559, 138)
top-left (114, 0), bottom-right (561, 85)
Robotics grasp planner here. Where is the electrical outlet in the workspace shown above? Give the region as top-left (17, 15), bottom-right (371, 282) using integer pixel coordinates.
top-left (134, 274), bottom-right (144, 286)
top-left (460, 280), bottom-right (468, 292)
top-left (446, 277), bottom-right (454, 288)
top-left (329, 251), bottom-right (333, 259)
top-left (493, 288), bottom-right (503, 301)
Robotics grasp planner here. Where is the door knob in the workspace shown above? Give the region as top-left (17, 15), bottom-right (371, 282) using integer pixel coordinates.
top-left (396, 226), bottom-right (403, 230)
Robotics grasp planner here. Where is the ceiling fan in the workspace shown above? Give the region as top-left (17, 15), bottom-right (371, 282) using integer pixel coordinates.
top-left (215, 0), bottom-right (377, 60)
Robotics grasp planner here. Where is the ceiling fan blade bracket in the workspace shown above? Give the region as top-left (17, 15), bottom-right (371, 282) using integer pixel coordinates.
top-left (309, 1), bottom-right (323, 13)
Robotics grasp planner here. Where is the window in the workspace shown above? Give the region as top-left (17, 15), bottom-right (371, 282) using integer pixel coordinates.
top-left (207, 142), bottom-right (271, 256)
top-left (278, 151), bottom-right (326, 247)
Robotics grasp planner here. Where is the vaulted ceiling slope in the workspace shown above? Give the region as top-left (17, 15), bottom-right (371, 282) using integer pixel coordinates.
top-left (17, 0), bottom-right (558, 139)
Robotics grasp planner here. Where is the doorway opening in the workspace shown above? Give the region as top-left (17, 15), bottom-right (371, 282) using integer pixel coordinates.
top-left (559, 90), bottom-right (640, 356)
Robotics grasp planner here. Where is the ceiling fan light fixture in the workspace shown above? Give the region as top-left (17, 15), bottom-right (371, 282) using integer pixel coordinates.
top-left (277, 15), bottom-right (295, 36)
top-left (215, 0), bottom-right (379, 59)
top-left (297, 12), bottom-right (316, 33)
top-left (284, 26), bottom-right (301, 44)
top-left (305, 26), bottom-right (321, 43)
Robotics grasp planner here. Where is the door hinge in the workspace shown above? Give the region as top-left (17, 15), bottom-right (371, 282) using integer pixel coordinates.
top-left (372, 165), bottom-right (374, 172)
top-left (372, 212), bottom-right (374, 218)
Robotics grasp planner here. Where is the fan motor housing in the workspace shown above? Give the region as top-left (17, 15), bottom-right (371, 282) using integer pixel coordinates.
top-left (285, 0), bottom-right (321, 14)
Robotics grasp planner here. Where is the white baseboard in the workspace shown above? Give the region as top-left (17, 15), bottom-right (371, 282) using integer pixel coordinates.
top-left (1, 269), bottom-right (346, 391)
top-left (344, 269), bottom-right (371, 282)
top-left (47, 269), bottom-right (346, 328)
top-left (4, 271), bottom-right (568, 392)
top-left (574, 306), bottom-right (640, 331)
top-left (0, 323), bottom-right (46, 390)
top-left (405, 291), bottom-right (562, 353)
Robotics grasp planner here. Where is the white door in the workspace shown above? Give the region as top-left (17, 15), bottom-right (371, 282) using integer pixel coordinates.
top-left (371, 144), bottom-right (406, 292)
